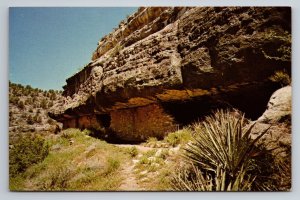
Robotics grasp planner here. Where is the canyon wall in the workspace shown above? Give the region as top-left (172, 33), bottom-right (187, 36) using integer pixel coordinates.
top-left (49, 7), bottom-right (291, 142)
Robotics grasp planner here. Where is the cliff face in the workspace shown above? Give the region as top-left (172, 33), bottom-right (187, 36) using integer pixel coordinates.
top-left (50, 7), bottom-right (291, 142)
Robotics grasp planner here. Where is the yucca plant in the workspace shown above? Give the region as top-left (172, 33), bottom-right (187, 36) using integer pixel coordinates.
top-left (172, 109), bottom-right (270, 191)
top-left (172, 164), bottom-right (255, 191)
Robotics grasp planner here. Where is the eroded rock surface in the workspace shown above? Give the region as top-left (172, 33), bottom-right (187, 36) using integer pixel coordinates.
top-left (49, 7), bottom-right (291, 142)
top-left (257, 86), bottom-right (291, 124)
top-left (252, 86), bottom-right (291, 190)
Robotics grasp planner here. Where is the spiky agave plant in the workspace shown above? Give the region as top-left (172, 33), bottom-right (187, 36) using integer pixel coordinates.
top-left (172, 164), bottom-right (255, 191)
top-left (172, 109), bottom-right (270, 191)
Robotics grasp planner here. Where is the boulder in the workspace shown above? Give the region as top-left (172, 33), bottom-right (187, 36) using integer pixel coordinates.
top-left (252, 86), bottom-right (291, 158)
top-left (251, 86), bottom-right (291, 191)
top-left (257, 86), bottom-right (291, 124)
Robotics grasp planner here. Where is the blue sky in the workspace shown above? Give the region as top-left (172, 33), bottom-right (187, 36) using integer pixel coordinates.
top-left (9, 7), bottom-right (137, 90)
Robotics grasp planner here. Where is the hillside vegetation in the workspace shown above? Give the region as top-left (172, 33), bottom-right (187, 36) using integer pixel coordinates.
top-left (9, 82), bottom-right (62, 138)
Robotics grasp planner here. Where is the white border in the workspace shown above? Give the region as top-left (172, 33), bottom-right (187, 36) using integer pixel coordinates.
top-left (1, 1), bottom-right (299, 200)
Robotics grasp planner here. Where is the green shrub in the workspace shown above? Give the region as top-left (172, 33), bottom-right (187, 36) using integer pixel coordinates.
top-left (144, 137), bottom-right (160, 148)
top-left (103, 157), bottom-right (120, 175)
top-left (146, 137), bottom-right (158, 143)
top-left (9, 134), bottom-right (49, 177)
top-left (127, 146), bottom-right (138, 157)
top-left (18, 100), bottom-right (25, 109)
top-left (9, 96), bottom-right (19, 105)
top-left (48, 101), bottom-right (54, 108)
top-left (27, 115), bottom-right (34, 125)
top-left (144, 149), bottom-right (156, 157)
top-left (171, 109), bottom-right (270, 191)
top-left (158, 149), bottom-right (169, 160)
top-left (40, 167), bottom-right (74, 191)
top-left (164, 128), bottom-right (193, 147)
top-left (61, 128), bottom-right (82, 139)
top-left (138, 155), bottom-right (151, 165)
top-left (49, 92), bottom-right (57, 100)
top-left (40, 99), bottom-right (48, 109)
top-left (82, 129), bottom-right (92, 136)
top-left (25, 98), bottom-right (33, 105)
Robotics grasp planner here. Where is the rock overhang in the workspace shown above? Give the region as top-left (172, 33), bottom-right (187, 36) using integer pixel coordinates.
top-left (49, 7), bottom-right (291, 142)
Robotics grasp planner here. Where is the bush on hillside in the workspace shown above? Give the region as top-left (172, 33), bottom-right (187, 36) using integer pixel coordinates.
top-left (40, 168), bottom-right (74, 191)
top-left (9, 96), bottom-right (19, 105)
top-left (9, 134), bottom-right (49, 177)
top-left (164, 128), bottom-right (193, 147)
top-left (18, 100), bottom-right (25, 109)
top-left (27, 115), bottom-right (34, 125)
top-left (127, 146), bottom-right (138, 158)
top-left (40, 99), bottom-right (48, 109)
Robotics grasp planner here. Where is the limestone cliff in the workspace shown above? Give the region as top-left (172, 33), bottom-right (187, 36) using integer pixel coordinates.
top-left (49, 7), bottom-right (291, 142)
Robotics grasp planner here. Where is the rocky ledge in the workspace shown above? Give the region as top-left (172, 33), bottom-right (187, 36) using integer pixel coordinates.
top-left (49, 7), bottom-right (291, 142)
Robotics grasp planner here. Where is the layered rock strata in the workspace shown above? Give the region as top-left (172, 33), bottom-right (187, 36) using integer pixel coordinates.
top-left (50, 7), bottom-right (291, 142)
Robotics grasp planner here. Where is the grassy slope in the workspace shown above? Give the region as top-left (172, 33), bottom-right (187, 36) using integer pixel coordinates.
top-left (10, 129), bottom-right (129, 191)
top-left (10, 128), bottom-right (188, 191)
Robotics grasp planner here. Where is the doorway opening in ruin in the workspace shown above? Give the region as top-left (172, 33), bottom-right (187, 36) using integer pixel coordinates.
top-left (87, 127), bottom-right (142, 144)
top-left (96, 114), bottom-right (111, 128)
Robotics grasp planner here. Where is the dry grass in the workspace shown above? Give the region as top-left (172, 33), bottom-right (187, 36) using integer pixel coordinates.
top-left (132, 147), bottom-right (182, 191)
top-left (10, 129), bottom-right (129, 191)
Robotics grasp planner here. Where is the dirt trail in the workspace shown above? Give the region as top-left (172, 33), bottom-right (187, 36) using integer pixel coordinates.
top-left (119, 159), bottom-right (143, 191)
top-left (116, 144), bottom-right (163, 191)
top-left (116, 144), bottom-right (155, 153)
top-left (117, 144), bottom-right (153, 191)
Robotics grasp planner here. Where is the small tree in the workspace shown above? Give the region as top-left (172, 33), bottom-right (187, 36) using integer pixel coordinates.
top-left (48, 101), bottom-right (54, 108)
top-left (18, 101), bottom-right (25, 109)
top-left (40, 99), bottom-right (48, 109)
top-left (9, 134), bottom-right (49, 177)
top-left (9, 96), bottom-right (19, 105)
top-left (27, 115), bottom-right (34, 125)
top-left (34, 113), bottom-right (42, 123)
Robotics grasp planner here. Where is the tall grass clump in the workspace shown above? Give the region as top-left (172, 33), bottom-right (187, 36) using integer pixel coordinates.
top-left (164, 128), bottom-right (193, 147)
top-left (171, 109), bottom-right (271, 191)
top-left (39, 167), bottom-right (74, 191)
top-left (103, 157), bottom-right (121, 176)
top-left (127, 146), bottom-right (138, 158)
top-left (61, 128), bottom-right (82, 139)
